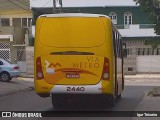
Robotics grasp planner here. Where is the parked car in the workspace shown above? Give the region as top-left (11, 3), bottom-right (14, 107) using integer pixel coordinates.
top-left (0, 58), bottom-right (21, 82)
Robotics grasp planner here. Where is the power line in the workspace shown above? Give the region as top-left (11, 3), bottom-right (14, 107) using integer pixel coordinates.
top-left (16, 0), bottom-right (30, 7)
top-left (42, 0), bottom-right (52, 7)
top-left (0, 0), bottom-right (61, 17)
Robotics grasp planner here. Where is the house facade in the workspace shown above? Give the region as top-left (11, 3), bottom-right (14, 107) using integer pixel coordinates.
top-left (30, 3), bottom-right (160, 75)
top-left (0, 0), bottom-right (32, 72)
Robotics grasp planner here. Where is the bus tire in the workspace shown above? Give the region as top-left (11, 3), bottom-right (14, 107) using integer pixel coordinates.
top-left (51, 94), bottom-right (69, 111)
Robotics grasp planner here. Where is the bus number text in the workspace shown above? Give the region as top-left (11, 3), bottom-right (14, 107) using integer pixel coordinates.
top-left (67, 87), bottom-right (85, 92)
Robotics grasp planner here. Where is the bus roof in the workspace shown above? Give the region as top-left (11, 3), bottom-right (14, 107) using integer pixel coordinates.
top-left (39, 13), bottom-right (110, 18)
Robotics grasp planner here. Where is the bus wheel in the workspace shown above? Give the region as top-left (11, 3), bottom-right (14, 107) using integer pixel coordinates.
top-left (51, 94), bottom-right (69, 111)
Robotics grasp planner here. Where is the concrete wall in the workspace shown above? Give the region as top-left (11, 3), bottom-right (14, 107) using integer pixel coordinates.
top-left (123, 39), bottom-right (160, 74)
top-left (124, 55), bottom-right (137, 75)
top-left (26, 47), bottom-right (34, 74)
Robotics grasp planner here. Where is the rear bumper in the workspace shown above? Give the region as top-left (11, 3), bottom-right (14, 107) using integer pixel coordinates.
top-left (35, 79), bottom-right (113, 95)
top-left (50, 81), bottom-right (102, 94)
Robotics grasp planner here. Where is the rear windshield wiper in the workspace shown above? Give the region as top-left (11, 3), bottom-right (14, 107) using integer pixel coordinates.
top-left (50, 51), bottom-right (94, 55)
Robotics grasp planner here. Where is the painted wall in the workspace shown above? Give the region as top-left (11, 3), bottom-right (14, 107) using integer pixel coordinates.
top-left (32, 6), bottom-right (152, 25)
top-left (0, 26), bottom-right (25, 44)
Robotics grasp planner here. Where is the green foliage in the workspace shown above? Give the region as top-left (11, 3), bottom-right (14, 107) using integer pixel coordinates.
top-left (144, 38), bottom-right (160, 48)
top-left (134, 0), bottom-right (160, 35)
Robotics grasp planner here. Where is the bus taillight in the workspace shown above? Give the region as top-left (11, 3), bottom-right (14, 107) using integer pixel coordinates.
top-left (101, 57), bottom-right (109, 80)
top-left (36, 57), bottom-right (44, 80)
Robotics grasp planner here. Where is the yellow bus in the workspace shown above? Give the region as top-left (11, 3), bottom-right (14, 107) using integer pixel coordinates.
top-left (34, 13), bottom-right (127, 109)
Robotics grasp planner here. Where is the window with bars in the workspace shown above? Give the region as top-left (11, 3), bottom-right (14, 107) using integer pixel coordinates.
top-left (28, 18), bottom-right (32, 27)
top-left (109, 12), bottom-right (117, 24)
top-left (0, 18), bottom-right (10, 26)
top-left (13, 18), bottom-right (32, 28)
top-left (22, 18), bottom-right (27, 28)
top-left (17, 47), bottom-right (26, 61)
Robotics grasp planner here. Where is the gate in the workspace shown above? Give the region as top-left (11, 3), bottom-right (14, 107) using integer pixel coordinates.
top-left (17, 46), bottom-right (27, 73)
top-left (137, 56), bottom-right (160, 73)
top-left (0, 42), bottom-right (11, 61)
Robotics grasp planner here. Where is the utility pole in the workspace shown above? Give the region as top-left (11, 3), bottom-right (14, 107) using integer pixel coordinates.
top-left (53, 0), bottom-right (56, 13)
top-left (59, 0), bottom-right (63, 13)
top-left (59, 0), bottom-right (63, 7)
top-left (53, 0), bottom-right (63, 13)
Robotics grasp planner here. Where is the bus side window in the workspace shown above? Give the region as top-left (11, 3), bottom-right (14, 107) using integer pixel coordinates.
top-left (120, 39), bottom-right (123, 58)
top-left (117, 35), bottom-right (120, 58)
top-left (112, 30), bottom-right (116, 56)
top-left (123, 43), bottom-right (127, 58)
top-left (118, 36), bottom-right (122, 58)
top-left (116, 33), bottom-right (120, 58)
top-left (115, 32), bottom-right (118, 57)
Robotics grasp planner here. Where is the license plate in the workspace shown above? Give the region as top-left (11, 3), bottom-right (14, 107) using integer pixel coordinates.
top-left (65, 73), bottom-right (80, 79)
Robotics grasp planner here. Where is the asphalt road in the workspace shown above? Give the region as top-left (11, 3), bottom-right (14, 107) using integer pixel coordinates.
top-left (0, 85), bottom-right (153, 120)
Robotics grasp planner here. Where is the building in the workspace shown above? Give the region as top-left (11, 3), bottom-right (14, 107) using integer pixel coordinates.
top-left (30, 0), bottom-right (160, 75)
top-left (0, 0), bottom-right (32, 72)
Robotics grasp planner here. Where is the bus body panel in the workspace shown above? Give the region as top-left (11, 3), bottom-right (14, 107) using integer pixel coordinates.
top-left (41, 55), bottom-right (103, 85)
top-left (34, 14), bottom-right (123, 96)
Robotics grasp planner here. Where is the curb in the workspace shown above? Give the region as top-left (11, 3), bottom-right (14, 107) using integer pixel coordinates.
top-left (21, 74), bottom-right (34, 78)
top-left (125, 74), bottom-right (160, 79)
top-left (147, 87), bottom-right (160, 97)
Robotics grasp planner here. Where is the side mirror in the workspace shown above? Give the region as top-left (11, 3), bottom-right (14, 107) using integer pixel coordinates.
top-left (123, 49), bottom-right (127, 58)
top-left (122, 43), bottom-right (127, 58)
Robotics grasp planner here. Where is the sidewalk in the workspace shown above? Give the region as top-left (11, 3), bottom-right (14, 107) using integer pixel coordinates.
top-left (125, 74), bottom-right (160, 79)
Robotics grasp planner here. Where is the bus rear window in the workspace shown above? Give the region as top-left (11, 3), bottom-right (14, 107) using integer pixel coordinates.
top-left (38, 17), bottom-right (106, 47)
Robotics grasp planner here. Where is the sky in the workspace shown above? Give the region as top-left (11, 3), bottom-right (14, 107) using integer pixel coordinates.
top-left (30, 0), bottom-right (137, 7)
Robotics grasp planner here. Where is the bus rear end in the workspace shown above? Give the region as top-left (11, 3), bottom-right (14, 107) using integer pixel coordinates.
top-left (34, 13), bottom-right (114, 109)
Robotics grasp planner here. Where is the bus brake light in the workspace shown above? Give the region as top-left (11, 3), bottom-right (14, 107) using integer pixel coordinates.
top-left (36, 57), bottom-right (44, 80)
top-left (101, 57), bottom-right (109, 80)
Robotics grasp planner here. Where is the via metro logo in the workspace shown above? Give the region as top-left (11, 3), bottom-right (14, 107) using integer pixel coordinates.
top-left (45, 60), bottom-right (62, 68)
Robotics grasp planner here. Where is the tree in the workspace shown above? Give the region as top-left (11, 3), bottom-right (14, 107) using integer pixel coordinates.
top-left (144, 37), bottom-right (160, 49)
top-left (134, 0), bottom-right (160, 35)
